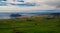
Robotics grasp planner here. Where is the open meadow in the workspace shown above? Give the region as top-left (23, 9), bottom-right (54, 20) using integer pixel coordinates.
top-left (0, 17), bottom-right (60, 33)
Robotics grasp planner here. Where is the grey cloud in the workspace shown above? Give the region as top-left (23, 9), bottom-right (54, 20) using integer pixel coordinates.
top-left (43, 0), bottom-right (60, 10)
top-left (44, 0), bottom-right (60, 7)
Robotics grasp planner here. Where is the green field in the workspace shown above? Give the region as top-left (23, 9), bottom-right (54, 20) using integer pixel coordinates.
top-left (0, 17), bottom-right (60, 33)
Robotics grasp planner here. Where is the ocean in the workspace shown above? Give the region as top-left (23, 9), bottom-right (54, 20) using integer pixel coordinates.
top-left (0, 10), bottom-right (60, 19)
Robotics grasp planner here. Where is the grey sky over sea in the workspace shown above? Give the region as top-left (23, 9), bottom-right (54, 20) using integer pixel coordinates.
top-left (0, 0), bottom-right (60, 19)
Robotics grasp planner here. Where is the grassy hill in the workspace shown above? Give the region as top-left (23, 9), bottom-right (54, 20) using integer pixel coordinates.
top-left (0, 17), bottom-right (60, 33)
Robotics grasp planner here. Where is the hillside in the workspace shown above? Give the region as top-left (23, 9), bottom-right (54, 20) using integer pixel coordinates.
top-left (0, 17), bottom-right (60, 33)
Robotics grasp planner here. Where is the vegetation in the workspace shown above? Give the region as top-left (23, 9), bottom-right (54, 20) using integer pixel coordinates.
top-left (0, 17), bottom-right (60, 33)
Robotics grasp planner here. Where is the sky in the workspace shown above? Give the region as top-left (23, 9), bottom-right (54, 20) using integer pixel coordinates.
top-left (0, 0), bottom-right (60, 12)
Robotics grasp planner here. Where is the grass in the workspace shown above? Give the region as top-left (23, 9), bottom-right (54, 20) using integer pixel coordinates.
top-left (0, 17), bottom-right (60, 33)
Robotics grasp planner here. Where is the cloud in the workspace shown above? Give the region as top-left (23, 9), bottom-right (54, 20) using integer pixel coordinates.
top-left (42, 0), bottom-right (60, 10)
top-left (0, 0), bottom-right (60, 12)
top-left (0, 6), bottom-right (55, 12)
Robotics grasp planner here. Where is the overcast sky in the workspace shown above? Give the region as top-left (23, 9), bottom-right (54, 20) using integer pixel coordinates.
top-left (0, 0), bottom-right (60, 12)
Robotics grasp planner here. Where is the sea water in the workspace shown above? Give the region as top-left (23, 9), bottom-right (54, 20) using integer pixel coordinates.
top-left (0, 10), bottom-right (60, 19)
